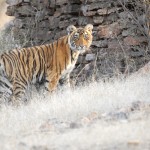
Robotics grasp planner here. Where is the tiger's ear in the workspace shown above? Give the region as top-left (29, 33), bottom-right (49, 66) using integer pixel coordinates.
top-left (67, 25), bottom-right (77, 34)
top-left (84, 24), bottom-right (93, 33)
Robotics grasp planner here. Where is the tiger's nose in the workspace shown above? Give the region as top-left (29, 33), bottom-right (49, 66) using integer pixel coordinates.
top-left (79, 45), bottom-right (85, 48)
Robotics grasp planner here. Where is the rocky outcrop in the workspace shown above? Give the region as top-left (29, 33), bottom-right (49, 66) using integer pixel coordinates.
top-left (6, 0), bottom-right (150, 84)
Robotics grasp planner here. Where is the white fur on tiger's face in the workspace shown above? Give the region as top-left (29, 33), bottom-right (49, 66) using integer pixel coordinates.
top-left (68, 24), bottom-right (93, 53)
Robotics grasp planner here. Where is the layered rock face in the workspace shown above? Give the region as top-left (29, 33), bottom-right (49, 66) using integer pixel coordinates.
top-left (6, 0), bottom-right (150, 84)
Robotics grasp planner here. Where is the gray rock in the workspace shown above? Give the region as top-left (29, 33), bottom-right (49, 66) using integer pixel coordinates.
top-left (70, 122), bottom-right (81, 129)
top-left (92, 40), bottom-right (108, 48)
top-left (85, 54), bottom-right (96, 61)
top-left (56, 0), bottom-right (68, 5)
top-left (6, 0), bottom-right (22, 6)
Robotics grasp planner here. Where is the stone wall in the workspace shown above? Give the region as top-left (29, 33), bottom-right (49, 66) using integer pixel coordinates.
top-left (6, 0), bottom-right (150, 84)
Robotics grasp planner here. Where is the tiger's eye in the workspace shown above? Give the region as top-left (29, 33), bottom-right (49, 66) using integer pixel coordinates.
top-left (73, 33), bottom-right (79, 39)
top-left (84, 32), bottom-right (89, 39)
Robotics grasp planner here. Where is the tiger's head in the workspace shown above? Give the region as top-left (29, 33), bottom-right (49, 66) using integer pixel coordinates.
top-left (67, 24), bottom-right (93, 53)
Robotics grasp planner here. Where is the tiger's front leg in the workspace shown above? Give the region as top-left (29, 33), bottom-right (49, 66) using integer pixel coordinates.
top-left (59, 74), bottom-right (71, 89)
top-left (45, 74), bottom-right (60, 93)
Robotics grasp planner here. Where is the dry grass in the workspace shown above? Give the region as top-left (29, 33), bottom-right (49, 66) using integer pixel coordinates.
top-left (0, 74), bottom-right (150, 150)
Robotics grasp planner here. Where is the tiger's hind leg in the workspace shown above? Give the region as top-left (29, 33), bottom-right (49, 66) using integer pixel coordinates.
top-left (10, 79), bottom-right (28, 106)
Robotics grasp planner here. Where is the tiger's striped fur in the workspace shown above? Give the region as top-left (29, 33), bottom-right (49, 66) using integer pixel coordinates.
top-left (0, 24), bottom-right (93, 104)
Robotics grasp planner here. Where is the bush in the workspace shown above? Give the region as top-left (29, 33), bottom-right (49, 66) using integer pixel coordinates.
top-left (0, 27), bottom-right (20, 54)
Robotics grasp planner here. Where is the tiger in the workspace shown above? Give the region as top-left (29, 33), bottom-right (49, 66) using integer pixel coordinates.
top-left (0, 24), bottom-right (93, 104)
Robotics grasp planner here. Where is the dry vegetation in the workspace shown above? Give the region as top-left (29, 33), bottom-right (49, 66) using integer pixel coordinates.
top-left (0, 74), bottom-right (150, 150)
